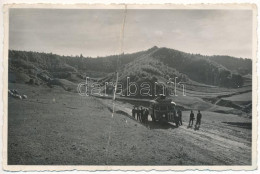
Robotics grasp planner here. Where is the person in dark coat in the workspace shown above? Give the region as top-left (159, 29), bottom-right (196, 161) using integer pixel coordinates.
top-left (174, 112), bottom-right (179, 127)
top-left (140, 107), bottom-right (144, 123)
top-left (189, 110), bottom-right (195, 127)
top-left (196, 110), bottom-right (202, 126)
top-left (144, 109), bottom-right (149, 125)
top-left (177, 109), bottom-right (182, 126)
top-left (137, 108), bottom-right (141, 122)
top-left (132, 107), bottom-right (136, 119)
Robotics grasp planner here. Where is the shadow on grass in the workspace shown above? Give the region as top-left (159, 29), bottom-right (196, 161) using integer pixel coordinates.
top-left (222, 122), bottom-right (252, 130)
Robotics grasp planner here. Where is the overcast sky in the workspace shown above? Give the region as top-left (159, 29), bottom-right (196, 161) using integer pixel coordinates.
top-left (9, 9), bottom-right (252, 58)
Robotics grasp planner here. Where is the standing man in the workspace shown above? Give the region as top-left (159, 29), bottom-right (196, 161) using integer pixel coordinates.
top-left (178, 109), bottom-right (183, 126)
top-left (189, 110), bottom-right (195, 127)
top-left (174, 111), bottom-right (179, 127)
top-left (132, 106), bottom-right (136, 119)
top-left (196, 110), bottom-right (202, 127)
top-left (140, 107), bottom-right (144, 123)
top-left (144, 109), bottom-right (149, 125)
top-left (137, 107), bottom-right (141, 122)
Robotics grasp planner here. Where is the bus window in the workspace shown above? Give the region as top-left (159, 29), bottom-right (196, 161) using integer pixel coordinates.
top-left (155, 105), bottom-right (159, 110)
top-left (160, 105), bottom-right (167, 111)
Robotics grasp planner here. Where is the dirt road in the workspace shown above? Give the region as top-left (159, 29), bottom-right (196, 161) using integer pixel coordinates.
top-left (101, 99), bottom-right (252, 165)
top-left (8, 84), bottom-right (252, 165)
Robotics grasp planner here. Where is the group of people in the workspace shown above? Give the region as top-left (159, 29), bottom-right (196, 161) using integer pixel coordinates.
top-left (132, 105), bottom-right (203, 128)
top-left (132, 106), bottom-right (149, 124)
top-left (189, 110), bottom-right (202, 127)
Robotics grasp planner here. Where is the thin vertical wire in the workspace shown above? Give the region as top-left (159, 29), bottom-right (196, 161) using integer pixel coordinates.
top-left (105, 5), bottom-right (127, 165)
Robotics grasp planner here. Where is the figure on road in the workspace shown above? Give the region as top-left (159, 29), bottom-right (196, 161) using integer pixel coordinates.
top-left (137, 107), bottom-right (141, 122)
top-left (177, 109), bottom-right (182, 126)
top-left (174, 112), bottom-right (179, 127)
top-left (196, 110), bottom-right (202, 127)
top-left (144, 108), bottom-right (149, 125)
top-left (132, 106), bottom-right (136, 119)
top-left (140, 107), bottom-right (144, 123)
top-left (189, 110), bottom-right (195, 127)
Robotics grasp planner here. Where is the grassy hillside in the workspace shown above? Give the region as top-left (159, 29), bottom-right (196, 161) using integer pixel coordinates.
top-left (210, 56), bottom-right (252, 75)
top-left (150, 47), bottom-right (247, 88)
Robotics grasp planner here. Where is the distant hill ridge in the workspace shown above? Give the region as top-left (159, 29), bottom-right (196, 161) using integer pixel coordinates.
top-left (8, 46), bottom-right (252, 89)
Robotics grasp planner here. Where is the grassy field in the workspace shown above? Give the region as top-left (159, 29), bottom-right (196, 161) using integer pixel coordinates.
top-left (223, 92), bottom-right (252, 101)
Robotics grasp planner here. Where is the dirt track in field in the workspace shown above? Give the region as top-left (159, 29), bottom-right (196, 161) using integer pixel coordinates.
top-left (8, 84), bottom-right (252, 165)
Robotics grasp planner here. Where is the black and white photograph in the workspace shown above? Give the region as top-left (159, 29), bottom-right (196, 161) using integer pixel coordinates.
top-left (3, 4), bottom-right (257, 170)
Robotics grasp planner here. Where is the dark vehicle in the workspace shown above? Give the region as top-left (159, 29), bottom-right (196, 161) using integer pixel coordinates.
top-left (149, 95), bottom-right (177, 123)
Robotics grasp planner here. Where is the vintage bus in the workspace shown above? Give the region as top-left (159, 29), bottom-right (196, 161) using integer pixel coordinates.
top-left (149, 96), bottom-right (177, 124)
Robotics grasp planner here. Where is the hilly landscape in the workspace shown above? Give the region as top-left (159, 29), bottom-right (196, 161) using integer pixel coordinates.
top-left (8, 46), bottom-right (252, 115)
top-left (9, 46), bottom-right (251, 88)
